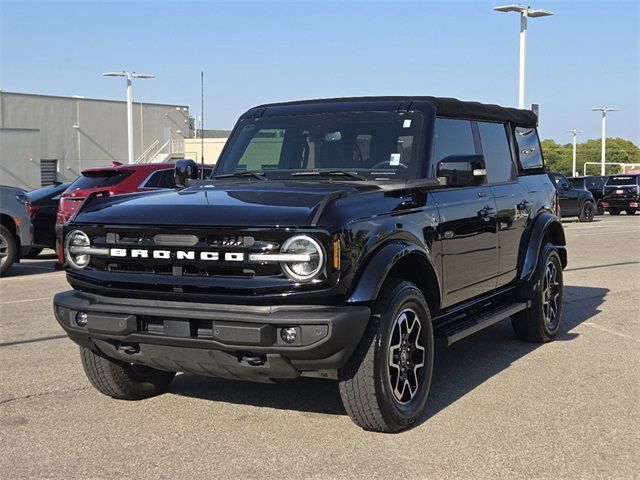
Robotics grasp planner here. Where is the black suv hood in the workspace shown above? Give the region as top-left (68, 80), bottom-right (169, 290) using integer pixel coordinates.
top-left (73, 182), bottom-right (370, 227)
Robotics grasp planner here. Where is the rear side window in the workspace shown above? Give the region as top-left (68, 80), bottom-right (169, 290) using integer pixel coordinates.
top-left (71, 170), bottom-right (133, 190)
top-left (477, 122), bottom-right (515, 183)
top-left (144, 170), bottom-right (176, 189)
top-left (606, 176), bottom-right (638, 186)
top-left (514, 127), bottom-right (543, 170)
top-left (432, 118), bottom-right (476, 164)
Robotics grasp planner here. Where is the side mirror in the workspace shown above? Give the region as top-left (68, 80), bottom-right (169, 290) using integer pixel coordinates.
top-left (436, 154), bottom-right (486, 188)
top-left (565, 182), bottom-right (572, 190)
top-left (174, 159), bottom-right (199, 189)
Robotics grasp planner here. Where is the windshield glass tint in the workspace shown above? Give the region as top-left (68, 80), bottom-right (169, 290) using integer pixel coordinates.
top-left (606, 176), bottom-right (637, 186)
top-left (70, 171), bottom-right (133, 190)
top-left (216, 112), bottom-right (423, 180)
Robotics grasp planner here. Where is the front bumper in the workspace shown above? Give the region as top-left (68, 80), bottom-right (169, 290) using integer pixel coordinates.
top-left (54, 290), bottom-right (370, 382)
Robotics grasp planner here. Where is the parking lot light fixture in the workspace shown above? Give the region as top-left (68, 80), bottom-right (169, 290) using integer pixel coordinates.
top-left (567, 129), bottom-right (584, 176)
top-left (102, 71), bottom-right (155, 164)
top-left (493, 4), bottom-right (554, 109)
top-left (591, 107), bottom-right (617, 176)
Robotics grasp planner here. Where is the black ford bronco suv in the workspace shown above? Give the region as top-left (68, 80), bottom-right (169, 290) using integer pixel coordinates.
top-left (54, 97), bottom-right (567, 432)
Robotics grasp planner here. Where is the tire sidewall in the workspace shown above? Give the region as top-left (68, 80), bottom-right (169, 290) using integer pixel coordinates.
top-left (373, 282), bottom-right (434, 429)
top-left (530, 246), bottom-right (564, 339)
top-left (0, 225), bottom-right (18, 275)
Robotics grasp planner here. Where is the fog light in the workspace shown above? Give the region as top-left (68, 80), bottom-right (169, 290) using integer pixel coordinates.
top-left (76, 312), bottom-right (88, 327)
top-left (280, 327), bottom-right (298, 344)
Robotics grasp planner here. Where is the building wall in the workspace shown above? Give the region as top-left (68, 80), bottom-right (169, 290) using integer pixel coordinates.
top-left (0, 92), bottom-right (190, 189)
top-left (184, 138), bottom-right (227, 165)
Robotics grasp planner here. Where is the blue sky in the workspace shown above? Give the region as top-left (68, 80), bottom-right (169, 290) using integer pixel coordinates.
top-left (1, 0), bottom-right (638, 143)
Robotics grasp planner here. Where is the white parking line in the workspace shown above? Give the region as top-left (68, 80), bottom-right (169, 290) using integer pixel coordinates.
top-left (1, 297), bottom-right (52, 305)
top-left (581, 322), bottom-right (640, 343)
top-left (573, 229), bottom-right (639, 236)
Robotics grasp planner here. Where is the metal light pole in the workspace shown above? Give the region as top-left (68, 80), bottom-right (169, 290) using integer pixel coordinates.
top-left (494, 4), bottom-right (554, 109)
top-left (567, 129), bottom-right (583, 176)
top-left (591, 107), bottom-right (617, 175)
top-left (102, 71), bottom-right (154, 164)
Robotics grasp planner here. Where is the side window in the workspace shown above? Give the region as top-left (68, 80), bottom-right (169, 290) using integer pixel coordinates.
top-left (156, 170), bottom-right (176, 189)
top-left (477, 122), bottom-right (515, 183)
top-left (143, 171), bottom-right (163, 188)
top-left (514, 127), bottom-right (543, 169)
top-left (432, 118), bottom-right (476, 164)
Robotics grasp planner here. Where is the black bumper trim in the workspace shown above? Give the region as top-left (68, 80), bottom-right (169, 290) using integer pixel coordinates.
top-left (54, 290), bottom-right (370, 380)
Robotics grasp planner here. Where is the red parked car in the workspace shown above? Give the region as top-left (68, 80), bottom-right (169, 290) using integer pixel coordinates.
top-left (56, 161), bottom-right (212, 262)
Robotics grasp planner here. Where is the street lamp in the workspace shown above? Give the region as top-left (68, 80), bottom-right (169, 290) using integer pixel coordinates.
top-left (591, 107), bottom-right (617, 175)
top-left (567, 129), bottom-right (584, 177)
top-left (102, 71), bottom-right (154, 164)
top-left (493, 4), bottom-right (554, 109)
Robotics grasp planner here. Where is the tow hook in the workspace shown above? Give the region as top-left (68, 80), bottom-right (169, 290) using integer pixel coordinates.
top-left (240, 353), bottom-right (266, 366)
top-left (116, 344), bottom-right (140, 355)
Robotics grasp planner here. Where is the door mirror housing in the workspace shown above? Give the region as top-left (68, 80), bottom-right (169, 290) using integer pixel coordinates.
top-left (436, 154), bottom-right (486, 187)
top-left (174, 159), bottom-right (199, 189)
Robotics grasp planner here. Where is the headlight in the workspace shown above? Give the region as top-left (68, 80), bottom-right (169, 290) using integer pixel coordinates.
top-left (280, 235), bottom-right (324, 282)
top-left (64, 230), bottom-right (91, 269)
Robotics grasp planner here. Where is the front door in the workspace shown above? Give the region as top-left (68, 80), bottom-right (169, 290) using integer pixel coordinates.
top-left (432, 188), bottom-right (498, 308)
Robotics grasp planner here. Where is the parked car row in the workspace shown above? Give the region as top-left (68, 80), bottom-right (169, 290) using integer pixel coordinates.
top-left (550, 172), bottom-right (639, 221)
top-left (0, 161), bottom-right (212, 275)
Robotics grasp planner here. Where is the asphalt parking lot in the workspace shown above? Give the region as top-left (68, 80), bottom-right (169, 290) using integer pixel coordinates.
top-left (1, 215), bottom-right (638, 479)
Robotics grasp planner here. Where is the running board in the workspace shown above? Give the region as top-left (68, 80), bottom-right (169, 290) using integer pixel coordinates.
top-left (437, 301), bottom-right (530, 347)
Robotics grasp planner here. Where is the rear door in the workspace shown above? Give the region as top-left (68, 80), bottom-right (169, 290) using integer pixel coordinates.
top-left (430, 118), bottom-right (499, 307)
top-left (477, 121), bottom-right (528, 288)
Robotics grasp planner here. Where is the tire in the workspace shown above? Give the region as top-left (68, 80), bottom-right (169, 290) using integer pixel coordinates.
top-left (512, 244), bottom-right (563, 343)
top-left (24, 247), bottom-right (43, 258)
top-left (0, 225), bottom-right (18, 277)
top-left (80, 346), bottom-right (175, 400)
top-left (625, 209), bottom-right (637, 215)
top-left (338, 278), bottom-right (434, 432)
top-left (609, 208), bottom-right (620, 215)
top-left (578, 201), bottom-right (595, 222)
top-left (596, 202), bottom-right (605, 215)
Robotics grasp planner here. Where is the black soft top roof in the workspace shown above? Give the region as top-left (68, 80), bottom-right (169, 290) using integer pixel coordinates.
top-left (254, 96), bottom-right (538, 127)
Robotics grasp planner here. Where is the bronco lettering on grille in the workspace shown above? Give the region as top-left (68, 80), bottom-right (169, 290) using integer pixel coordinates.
top-left (108, 248), bottom-right (244, 261)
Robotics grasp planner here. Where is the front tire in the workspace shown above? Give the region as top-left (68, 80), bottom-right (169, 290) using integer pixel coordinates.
top-left (578, 202), bottom-right (595, 222)
top-left (80, 347), bottom-right (175, 400)
top-left (512, 244), bottom-right (563, 343)
top-left (0, 225), bottom-right (18, 277)
top-left (338, 279), bottom-right (434, 432)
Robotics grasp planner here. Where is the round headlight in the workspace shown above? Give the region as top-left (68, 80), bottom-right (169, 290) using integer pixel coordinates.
top-left (280, 235), bottom-right (324, 282)
top-left (64, 230), bottom-right (91, 269)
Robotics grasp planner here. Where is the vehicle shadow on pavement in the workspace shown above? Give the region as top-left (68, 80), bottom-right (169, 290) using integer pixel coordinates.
top-left (168, 285), bottom-right (608, 421)
top-left (3, 256), bottom-right (59, 278)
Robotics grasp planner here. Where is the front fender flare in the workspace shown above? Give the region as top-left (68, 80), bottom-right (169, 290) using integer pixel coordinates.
top-left (346, 242), bottom-right (434, 305)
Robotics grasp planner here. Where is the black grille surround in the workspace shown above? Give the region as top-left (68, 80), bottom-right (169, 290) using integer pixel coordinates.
top-left (65, 224), bottom-right (346, 305)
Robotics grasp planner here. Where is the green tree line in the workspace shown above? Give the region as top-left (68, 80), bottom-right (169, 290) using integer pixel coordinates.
top-left (541, 137), bottom-right (640, 176)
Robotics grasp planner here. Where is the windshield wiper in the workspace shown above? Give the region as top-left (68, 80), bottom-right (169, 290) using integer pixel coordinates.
top-left (214, 171), bottom-right (267, 181)
top-left (291, 170), bottom-right (366, 181)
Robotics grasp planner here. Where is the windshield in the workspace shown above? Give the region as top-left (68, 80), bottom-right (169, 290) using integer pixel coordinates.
top-left (215, 112), bottom-right (423, 181)
top-left (606, 176), bottom-right (638, 186)
top-left (68, 170), bottom-right (133, 191)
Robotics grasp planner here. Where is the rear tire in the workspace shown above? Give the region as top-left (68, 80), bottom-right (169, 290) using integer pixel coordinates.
top-left (609, 208), bottom-right (620, 215)
top-left (625, 209), bottom-right (637, 215)
top-left (512, 244), bottom-right (563, 343)
top-left (0, 225), bottom-right (18, 277)
top-left (596, 202), bottom-right (605, 215)
top-left (80, 346), bottom-right (175, 400)
top-left (338, 278), bottom-right (434, 432)
top-left (578, 202), bottom-right (595, 222)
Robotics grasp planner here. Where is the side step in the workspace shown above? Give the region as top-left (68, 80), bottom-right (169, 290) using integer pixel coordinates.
top-left (436, 301), bottom-right (530, 347)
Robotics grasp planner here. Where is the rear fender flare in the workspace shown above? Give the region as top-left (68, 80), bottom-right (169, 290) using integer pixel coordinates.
top-left (518, 211), bottom-right (567, 283)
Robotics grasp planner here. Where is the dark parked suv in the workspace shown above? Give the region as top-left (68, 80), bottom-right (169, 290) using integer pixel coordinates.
top-left (548, 172), bottom-right (596, 222)
top-left (54, 97), bottom-right (567, 432)
top-left (569, 175), bottom-right (608, 214)
top-left (602, 174), bottom-right (640, 215)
